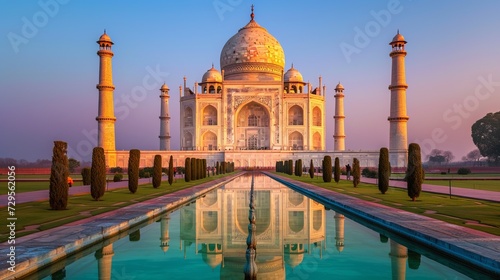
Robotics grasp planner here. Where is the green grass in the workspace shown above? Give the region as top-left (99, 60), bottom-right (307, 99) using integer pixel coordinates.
top-left (277, 173), bottom-right (500, 236)
top-left (0, 173), bottom-right (234, 242)
top-left (423, 179), bottom-right (499, 192)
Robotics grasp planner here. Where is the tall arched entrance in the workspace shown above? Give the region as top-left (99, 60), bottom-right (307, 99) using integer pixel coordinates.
top-left (235, 102), bottom-right (270, 150)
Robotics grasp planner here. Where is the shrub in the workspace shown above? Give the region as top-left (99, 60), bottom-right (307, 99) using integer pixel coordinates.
top-left (113, 173), bottom-right (123, 182)
top-left (334, 157), bottom-right (340, 183)
top-left (457, 168), bottom-right (471, 175)
top-left (185, 157), bottom-right (191, 182)
top-left (81, 167), bottom-right (91, 185)
top-left (352, 158), bottom-right (361, 187)
top-left (168, 155), bottom-right (174, 185)
top-left (49, 141), bottom-right (69, 210)
top-left (128, 149), bottom-right (140, 194)
top-left (91, 147), bottom-right (106, 201)
top-left (406, 143), bottom-right (423, 201)
top-left (378, 147), bottom-right (390, 194)
top-left (153, 155), bottom-right (162, 188)
top-left (110, 166), bottom-right (123, 173)
top-left (322, 156), bottom-right (332, 183)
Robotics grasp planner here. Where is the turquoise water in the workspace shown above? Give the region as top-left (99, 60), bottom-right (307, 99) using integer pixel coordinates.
top-left (39, 174), bottom-right (475, 279)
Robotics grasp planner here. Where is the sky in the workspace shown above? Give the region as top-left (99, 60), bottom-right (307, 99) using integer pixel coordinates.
top-left (1, 0), bottom-right (500, 162)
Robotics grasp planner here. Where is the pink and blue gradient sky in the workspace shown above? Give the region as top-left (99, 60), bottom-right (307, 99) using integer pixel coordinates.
top-left (1, 0), bottom-right (499, 162)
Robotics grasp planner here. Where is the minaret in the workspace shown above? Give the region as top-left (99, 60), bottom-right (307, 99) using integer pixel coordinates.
top-left (389, 239), bottom-right (408, 280)
top-left (95, 243), bottom-right (114, 280)
top-left (388, 31), bottom-right (409, 167)
top-left (159, 83), bottom-right (171, 150)
top-left (334, 212), bottom-right (345, 252)
top-left (160, 214), bottom-right (170, 252)
top-left (333, 82), bottom-right (346, 151)
top-left (96, 31), bottom-right (116, 165)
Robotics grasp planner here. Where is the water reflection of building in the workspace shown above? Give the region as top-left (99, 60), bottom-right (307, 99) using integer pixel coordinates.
top-left (179, 174), bottom-right (325, 278)
top-left (94, 243), bottom-right (114, 280)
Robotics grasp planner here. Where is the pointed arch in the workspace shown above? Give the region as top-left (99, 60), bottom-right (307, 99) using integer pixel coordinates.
top-left (202, 131), bottom-right (217, 151)
top-left (313, 132), bottom-right (321, 150)
top-left (313, 106), bottom-right (322, 126)
top-left (184, 107), bottom-right (193, 127)
top-left (203, 105), bottom-right (217, 125)
top-left (288, 105), bottom-right (303, 125)
top-left (289, 131), bottom-right (303, 150)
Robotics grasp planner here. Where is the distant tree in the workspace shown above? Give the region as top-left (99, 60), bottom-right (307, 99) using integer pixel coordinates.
top-left (90, 147), bottom-right (106, 201)
top-left (49, 141), bottom-right (69, 210)
top-left (202, 159), bottom-right (207, 178)
top-left (185, 157), bottom-right (191, 182)
top-left (216, 161), bottom-right (220, 175)
top-left (378, 147), bottom-right (390, 194)
top-left (81, 167), bottom-right (91, 185)
top-left (472, 111), bottom-right (500, 164)
top-left (443, 150), bottom-right (454, 163)
top-left (222, 161), bottom-right (226, 174)
top-left (322, 156), bottom-right (332, 183)
top-left (128, 149), bottom-right (140, 193)
top-left (464, 149), bottom-right (482, 165)
top-left (309, 159), bottom-right (314, 179)
top-left (68, 158), bottom-right (80, 173)
top-left (406, 143), bottom-right (423, 201)
top-left (352, 158), bottom-right (361, 187)
top-left (168, 155), bottom-right (174, 185)
top-left (288, 160), bottom-right (293, 175)
top-left (334, 157), bottom-right (340, 183)
top-left (297, 159), bottom-right (303, 176)
top-left (152, 155), bottom-right (162, 188)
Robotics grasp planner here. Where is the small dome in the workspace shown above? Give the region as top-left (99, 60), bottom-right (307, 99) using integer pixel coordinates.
top-left (97, 31), bottom-right (113, 44)
top-left (284, 65), bottom-right (303, 82)
top-left (284, 253), bottom-right (304, 268)
top-left (202, 65), bottom-right (222, 83)
top-left (335, 82), bottom-right (344, 91)
top-left (160, 83), bottom-right (169, 91)
top-left (161, 244), bottom-right (170, 253)
top-left (202, 253), bottom-right (222, 269)
top-left (391, 31), bottom-right (406, 43)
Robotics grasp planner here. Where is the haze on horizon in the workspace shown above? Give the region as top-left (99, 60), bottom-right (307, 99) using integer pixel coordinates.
top-left (1, 0), bottom-right (499, 162)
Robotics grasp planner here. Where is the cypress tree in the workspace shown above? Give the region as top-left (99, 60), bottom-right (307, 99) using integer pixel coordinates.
top-left (322, 155), bottom-right (332, 182)
top-left (168, 155), bottom-right (174, 185)
top-left (90, 147), bottom-right (106, 201)
top-left (334, 157), bottom-right (340, 183)
top-left (297, 159), bottom-right (303, 176)
top-left (407, 143), bottom-right (423, 201)
top-left (185, 157), bottom-right (191, 182)
top-left (352, 158), bottom-right (361, 187)
top-left (128, 149), bottom-right (140, 193)
top-left (288, 160), bottom-right (293, 175)
top-left (216, 161), bottom-right (219, 175)
top-left (191, 157), bottom-right (196, 180)
top-left (153, 155), bottom-right (162, 188)
top-left (309, 159), bottom-right (314, 179)
top-left (49, 141), bottom-right (69, 210)
top-left (222, 161), bottom-right (226, 174)
top-left (203, 159), bottom-right (207, 178)
top-left (378, 147), bottom-right (390, 194)
top-left (81, 167), bottom-right (91, 185)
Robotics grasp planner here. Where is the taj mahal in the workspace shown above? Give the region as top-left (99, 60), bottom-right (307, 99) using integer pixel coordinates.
top-left (95, 7), bottom-right (409, 169)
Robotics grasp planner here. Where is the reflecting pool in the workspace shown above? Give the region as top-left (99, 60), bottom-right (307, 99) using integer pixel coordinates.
top-left (39, 173), bottom-right (475, 279)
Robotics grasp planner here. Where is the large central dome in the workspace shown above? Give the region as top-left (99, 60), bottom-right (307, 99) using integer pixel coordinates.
top-left (220, 10), bottom-right (285, 81)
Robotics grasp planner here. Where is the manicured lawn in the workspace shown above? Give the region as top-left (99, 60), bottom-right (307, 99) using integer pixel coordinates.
top-left (423, 179), bottom-right (499, 192)
top-left (277, 173), bottom-right (500, 236)
top-left (0, 173), bottom-right (233, 242)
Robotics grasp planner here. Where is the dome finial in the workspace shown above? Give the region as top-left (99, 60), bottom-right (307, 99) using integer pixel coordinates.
top-left (104, 29), bottom-right (106, 34)
top-left (291, 63), bottom-right (294, 68)
top-left (397, 29), bottom-right (400, 34)
top-left (250, 4), bottom-right (254, 21)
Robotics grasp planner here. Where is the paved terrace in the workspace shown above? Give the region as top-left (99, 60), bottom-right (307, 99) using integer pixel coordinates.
top-left (266, 172), bottom-right (500, 278)
top-left (0, 173), bottom-right (243, 279)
